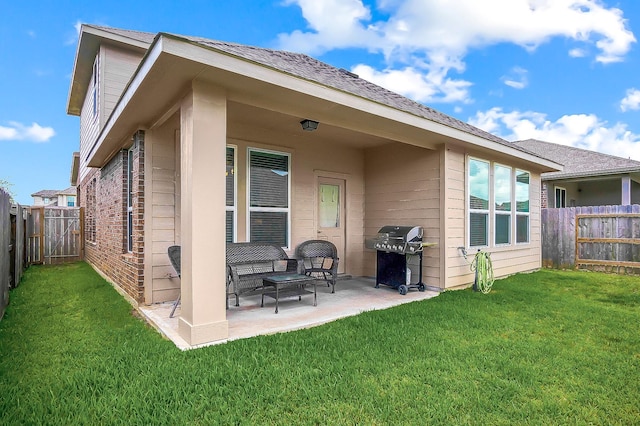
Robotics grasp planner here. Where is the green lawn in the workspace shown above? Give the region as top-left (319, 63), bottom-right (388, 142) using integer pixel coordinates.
top-left (1, 262), bottom-right (639, 425)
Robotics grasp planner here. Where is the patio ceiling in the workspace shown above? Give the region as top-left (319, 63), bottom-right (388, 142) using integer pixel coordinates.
top-left (227, 101), bottom-right (395, 149)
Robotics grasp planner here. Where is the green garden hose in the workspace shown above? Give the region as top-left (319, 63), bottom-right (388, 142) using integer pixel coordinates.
top-left (471, 250), bottom-right (494, 294)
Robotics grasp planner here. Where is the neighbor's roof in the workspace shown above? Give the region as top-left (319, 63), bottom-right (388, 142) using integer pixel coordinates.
top-left (59, 186), bottom-right (77, 195)
top-left (513, 139), bottom-right (640, 180)
top-left (31, 189), bottom-right (59, 198)
top-left (31, 187), bottom-right (77, 197)
top-left (80, 25), bottom-right (556, 164)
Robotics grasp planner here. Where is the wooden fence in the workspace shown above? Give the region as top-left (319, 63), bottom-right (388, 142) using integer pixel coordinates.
top-left (0, 189), bottom-right (10, 320)
top-left (542, 205), bottom-right (640, 274)
top-left (27, 207), bottom-right (83, 265)
top-left (1, 190), bottom-right (29, 320)
top-left (1, 198), bottom-right (83, 321)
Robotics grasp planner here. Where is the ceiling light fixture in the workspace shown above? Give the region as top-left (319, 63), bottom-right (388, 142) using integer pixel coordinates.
top-left (300, 119), bottom-right (319, 131)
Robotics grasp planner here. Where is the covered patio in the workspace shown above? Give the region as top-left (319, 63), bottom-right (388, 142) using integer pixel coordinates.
top-left (139, 276), bottom-right (440, 350)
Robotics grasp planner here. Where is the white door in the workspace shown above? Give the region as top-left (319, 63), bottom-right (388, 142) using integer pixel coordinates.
top-left (317, 177), bottom-right (346, 274)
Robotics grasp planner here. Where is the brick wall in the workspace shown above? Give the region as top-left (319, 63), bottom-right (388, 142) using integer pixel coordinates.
top-left (78, 131), bottom-right (145, 302)
top-left (541, 182), bottom-right (548, 209)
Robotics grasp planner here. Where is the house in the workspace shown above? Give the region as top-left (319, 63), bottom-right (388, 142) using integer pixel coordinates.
top-left (31, 187), bottom-right (77, 207)
top-left (66, 24), bottom-right (561, 346)
top-left (513, 139), bottom-right (640, 208)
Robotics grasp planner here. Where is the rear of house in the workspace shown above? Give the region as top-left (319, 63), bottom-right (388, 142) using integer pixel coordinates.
top-left (67, 25), bottom-right (560, 345)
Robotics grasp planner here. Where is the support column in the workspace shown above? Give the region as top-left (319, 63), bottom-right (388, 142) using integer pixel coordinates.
top-left (178, 80), bottom-right (229, 345)
top-left (622, 176), bottom-right (631, 205)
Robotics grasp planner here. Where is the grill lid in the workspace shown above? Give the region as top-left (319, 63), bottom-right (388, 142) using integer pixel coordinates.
top-left (365, 225), bottom-right (424, 254)
top-left (376, 225), bottom-right (423, 242)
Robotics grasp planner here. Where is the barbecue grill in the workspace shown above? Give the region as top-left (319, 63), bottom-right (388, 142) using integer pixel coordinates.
top-left (366, 225), bottom-right (427, 295)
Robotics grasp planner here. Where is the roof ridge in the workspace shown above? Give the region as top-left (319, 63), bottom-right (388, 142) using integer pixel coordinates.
top-left (514, 138), bottom-right (640, 165)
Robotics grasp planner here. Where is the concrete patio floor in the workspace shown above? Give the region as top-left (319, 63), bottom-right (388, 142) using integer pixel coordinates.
top-left (138, 277), bottom-right (440, 350)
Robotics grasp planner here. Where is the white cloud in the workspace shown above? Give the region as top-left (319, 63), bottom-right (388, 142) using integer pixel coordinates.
top-left (278, 0), bottom-right (379, 54)
top-left (65, 20), bottom-right (83, 45)
top-left (278, 0), bottom-right (635, 103)
top-left (620, 88), bottom-right (640, 112)
top-left (0, 122), bottom-right (55, 143)
top-left (468, 107), bottom-right (640, 160)
top-left (501, 66), bottom-right (528, 89)
top-left (352, 64), bottom-right (473, 103)
top-left (569, 48), bottom-right (587, 58)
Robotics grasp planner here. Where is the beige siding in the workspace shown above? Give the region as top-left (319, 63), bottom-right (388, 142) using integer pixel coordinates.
top-left (147, 115), bottom-right (180, 303)
top-left (444, 145), bottom-right (543, 289)
top-left (364, 143), bottom-right (441, 288)
top-left (78, 46), bottom-right (144, 185)
top-left (100, 46), bottom-right (144, 126)
top-left (78, 50), bottom-right (101, 184)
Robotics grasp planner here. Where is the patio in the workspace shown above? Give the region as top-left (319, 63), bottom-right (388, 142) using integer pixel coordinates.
top-left (138, 276), bottom-right (440, 350)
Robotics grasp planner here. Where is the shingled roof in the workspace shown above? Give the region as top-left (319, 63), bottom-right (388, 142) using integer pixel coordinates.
top-left (31, 187), bottom-right (77, 197)
top-left (89, 24), bottom-right (546, 160)
top-left (512, 139), bottom-right (640, 179)
top-left (30, 189), bottom-right (59, 198)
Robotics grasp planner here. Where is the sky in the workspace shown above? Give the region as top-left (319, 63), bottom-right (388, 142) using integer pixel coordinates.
top-left (1, 0), bottom-right (639, 205)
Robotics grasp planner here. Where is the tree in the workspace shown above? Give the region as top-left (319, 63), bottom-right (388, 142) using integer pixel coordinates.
top-left (0, 178), bottom-right (16, 203)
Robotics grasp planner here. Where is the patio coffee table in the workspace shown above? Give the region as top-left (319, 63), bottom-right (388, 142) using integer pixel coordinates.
top-left (261, 274), bottom-right (317, 314)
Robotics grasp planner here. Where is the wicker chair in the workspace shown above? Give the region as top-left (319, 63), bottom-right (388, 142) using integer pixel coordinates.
top-left (295, 240), bottom-right (339, 293)
top-left (168, 245), bottom-right (181, 318)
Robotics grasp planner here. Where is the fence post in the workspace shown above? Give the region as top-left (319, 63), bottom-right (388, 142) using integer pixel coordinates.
top-left (0, 189), bottom-right (10, 320)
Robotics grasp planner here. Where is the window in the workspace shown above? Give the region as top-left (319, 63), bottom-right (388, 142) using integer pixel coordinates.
top-left (92, 56), bottom-right (99, 119)
top-left (67, 196), bottom-right (76, 207)
top-left (127, 147), bottom-right (134, 252)
top-left (555, 186), bottom-right (566, 208)
top-left (85, 178), bottom-right (96, 243)
top-left (469, 158), bottom-right (490, 247)
top-left (248, 149), bottom-right (290, 247)
top-left (226, 146), bottom-right (236, 243)
top-left (516, 170), bottom-right (530, 243)
top-left (494, 164), bottom-right (512, 245)
top-left (468, 157), bottom-right (531, 248)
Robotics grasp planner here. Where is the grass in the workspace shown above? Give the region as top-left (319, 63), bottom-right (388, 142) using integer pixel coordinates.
top-left (1, 262), bottom-right (639, 425)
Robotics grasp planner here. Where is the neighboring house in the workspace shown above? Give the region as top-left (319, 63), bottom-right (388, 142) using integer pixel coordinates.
top-left (31, 187), bottom-right (77, 207)
top-left (513, 139), bottom-right (640, 208)
top-left (66, 24), bottom-right (561, 346)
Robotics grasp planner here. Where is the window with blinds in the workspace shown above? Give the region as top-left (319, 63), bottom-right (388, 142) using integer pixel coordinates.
top-left (469, 158), bottom-right (489, 247)
top-left (494, 164), bottom-right (512, 245)
top-left (468, 157), bottom-right (531, 248)
top-left (126, 147), bottom-right (134, 253)
top-left (248, 149), bottom-right (290, 247)
top-left (516, 170), bottom-right (530, 243)
top-left (226, 147), bottom-right (236, 243)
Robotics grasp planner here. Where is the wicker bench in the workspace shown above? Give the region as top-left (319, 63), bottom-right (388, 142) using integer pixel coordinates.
top-left (226, 242), bottom-right (299, 308)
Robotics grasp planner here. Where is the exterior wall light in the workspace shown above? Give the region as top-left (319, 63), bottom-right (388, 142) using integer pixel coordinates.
top-left (300, 119), bottom-right (319, 131)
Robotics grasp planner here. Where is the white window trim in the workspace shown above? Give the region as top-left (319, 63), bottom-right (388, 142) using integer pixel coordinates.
top-left (127, 147), bottom-right (134, 253)
top-left (493, 163), bottom-right (512, 247)
top-left (467, 157), bottom-right (490, 249)
top-left (246, 147), bottom-right (291, 249)
top-left (467, 157), bottom-right (532, 249)
top-left (92, 55), bottom-right (99, 121)
top-left (516, 169), bottom-right (531, 244)
top-left (226, 145), bottom-right (237, 243)
top-left (555, 186), bottom-right (567, 208)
